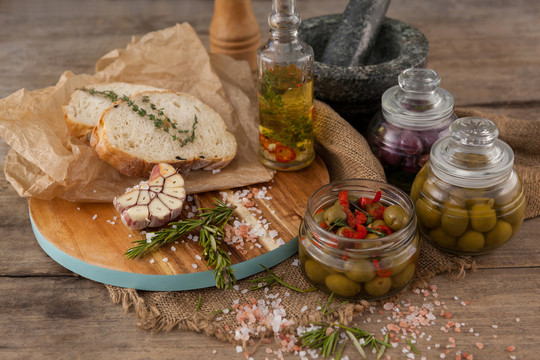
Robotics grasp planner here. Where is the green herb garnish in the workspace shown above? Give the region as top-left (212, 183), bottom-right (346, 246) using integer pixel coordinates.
top-left (299, 322), bottom-right (392, 360)
top-left (82, 88), bottom-right (197, 146)
top-left (124, 199), bottom-right (236, 289)
top-left (248, 264), bottom-right (317, 293)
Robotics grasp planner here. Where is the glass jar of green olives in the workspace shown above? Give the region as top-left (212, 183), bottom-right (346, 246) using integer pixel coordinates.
top-left (411, 117), bottom-right (526, 255)
top-left (367, 68), bottom-right (457, 192)
top-left (298, 179), bottom-right (420, 300)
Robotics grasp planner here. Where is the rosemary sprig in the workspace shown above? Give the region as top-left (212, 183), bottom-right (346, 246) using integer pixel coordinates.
top-left (317, 292), bottom-right (349, 316)
top-left (299, 322), bottom-right (392, 360)
top-left (124, 199), bottom-right (236, 289)
top-left (248, 264), bottom-right (317, 293)
top-left (195, 295), bottom-right (202, 313)
top-left (407, 338), bottom-right (420, 354)
top-left (328, 218), bottom-right (349, 232)
top-left (81, 87), bottom-right (197, 146)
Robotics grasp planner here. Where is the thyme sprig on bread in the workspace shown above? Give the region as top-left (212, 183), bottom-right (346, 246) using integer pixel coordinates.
top-left (81, 87), bottom-right (197, 146)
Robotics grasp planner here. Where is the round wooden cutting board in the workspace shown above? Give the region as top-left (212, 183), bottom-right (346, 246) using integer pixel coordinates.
top-left (29, 157), bottom-right (329, 291)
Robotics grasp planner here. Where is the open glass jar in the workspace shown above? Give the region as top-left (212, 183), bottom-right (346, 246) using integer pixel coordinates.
top-left (410, 117), bottom-right (526, 255)
top-left (298, 179), bottom-right (420, 300)
top-left (367, 68), bottom-right (457, 192)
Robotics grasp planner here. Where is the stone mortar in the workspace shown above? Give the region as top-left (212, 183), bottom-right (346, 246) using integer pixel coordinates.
top-left (299, 15), bottom-right (429, 133)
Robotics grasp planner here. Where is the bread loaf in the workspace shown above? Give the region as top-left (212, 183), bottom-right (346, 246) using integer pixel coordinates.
top-left (90, 90), bottom-right (237, 177)
top-left (63, 82), bottom-right (162, 140)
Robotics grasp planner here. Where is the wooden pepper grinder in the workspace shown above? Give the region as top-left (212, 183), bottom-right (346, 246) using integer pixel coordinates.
top-left (209, 0), bottom-right (261, 71)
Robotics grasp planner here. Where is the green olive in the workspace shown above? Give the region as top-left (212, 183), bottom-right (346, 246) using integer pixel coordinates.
top-left (415, 198), bottom-right (441, 229)
top-left (344, 260), bottom-right (376, 283)
top-left (314, 211), bottom-right (325, 225)
top-left (465, 197), bottom-right (494, 209)
top-left (325, 274), bottom-right (362, 297)
top-left (410, 166), bottom-right (428, 202)
top-left (469, 203), bottom-right (497, 232)
top-left (370, 219), bottom-right (388, 229)
top-left (458, 230), bottom-right (485, 252)
top-left (383, 205), bottom-right (410, 231)
top-left (441, 205), bottom-right (469, 237)
top-left (429, 227), bottom-right (457, 248)
top-left (378, 248), bottom-right (412, 276)
top-left (365, 233), bottom-right (380, 240)
top-left (502, 196), bottom-right (526, 225)
top-left (391, 263), bottom-right (416, 289)
top-left (324, 204), bottom-right (346, 226)
top-left (303, 259), bottom-right (328, 284)
top-left (485, 221), bottom-right (513, 247)
top-left (421, 180), bottom-right (447, 203)
top-left (364, 276), bottom-right (392, 297)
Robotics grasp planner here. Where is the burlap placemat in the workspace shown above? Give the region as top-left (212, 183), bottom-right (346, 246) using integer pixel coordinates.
top-left (106, 101), bottom-right (539, 343)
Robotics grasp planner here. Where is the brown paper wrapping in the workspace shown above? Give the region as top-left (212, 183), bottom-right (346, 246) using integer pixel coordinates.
top-left (0, 23), bottom-right (274, 202)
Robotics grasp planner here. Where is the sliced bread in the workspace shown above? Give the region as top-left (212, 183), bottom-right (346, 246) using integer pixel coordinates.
top-left (63, 82), bottom-right (163, 140)
top-left (90, 90), bottom-right (237, 177)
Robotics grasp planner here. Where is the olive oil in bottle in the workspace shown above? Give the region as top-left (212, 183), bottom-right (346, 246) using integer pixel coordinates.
top-left (257, 0), bottom-right (315, 171)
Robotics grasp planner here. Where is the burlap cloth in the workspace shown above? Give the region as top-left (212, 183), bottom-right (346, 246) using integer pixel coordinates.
top-left (106, 102), bottom-right (539, 342)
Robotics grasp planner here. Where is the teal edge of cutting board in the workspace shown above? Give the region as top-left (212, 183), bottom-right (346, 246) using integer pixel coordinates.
top-left (30, 211), bottom-right (298, 291)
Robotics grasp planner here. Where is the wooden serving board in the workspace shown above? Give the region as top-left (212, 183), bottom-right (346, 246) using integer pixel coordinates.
top-left (29, 157), bottom-right (329, 291)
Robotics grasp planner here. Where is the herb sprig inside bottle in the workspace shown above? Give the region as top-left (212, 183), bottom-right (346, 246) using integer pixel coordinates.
top-left (81, 88), bottom-right (198, 146)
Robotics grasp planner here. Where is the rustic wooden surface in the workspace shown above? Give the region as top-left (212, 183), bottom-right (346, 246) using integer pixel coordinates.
top-left (28, 157), bottom-right (327, 278)
top-left (0, 0), bottom-right (539, 359)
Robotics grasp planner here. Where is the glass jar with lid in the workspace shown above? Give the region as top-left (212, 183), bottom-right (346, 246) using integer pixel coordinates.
top-left (367, 67), bottom-right (457, 192)
top-left (298, 179), bottom-right (420, 300)
top-left (410, 117), bottom-right (526, 255)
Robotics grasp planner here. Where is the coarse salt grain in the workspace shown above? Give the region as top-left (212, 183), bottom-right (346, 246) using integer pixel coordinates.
top-left (149, 259), bottom-right (154, 264)
top-left (162, 258), bottom-right (168, 262)
top-left (192, 263), bottom-right (197, 269)
top-left (235, 345), bottom-right (243, 353)
top-left (195, 254), bottom-right (202, 260)
top-left (92, 214), bottom-right (98, 220)
top-left (171, 246), bottom-right (176, 251)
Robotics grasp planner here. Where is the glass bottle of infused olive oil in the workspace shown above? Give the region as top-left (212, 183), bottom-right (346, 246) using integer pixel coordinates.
top-left (257, 0), bottom-right (315, 171)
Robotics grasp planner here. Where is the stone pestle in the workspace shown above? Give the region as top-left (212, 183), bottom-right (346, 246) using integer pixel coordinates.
top-left (321, 0), bottom-right (391, 67)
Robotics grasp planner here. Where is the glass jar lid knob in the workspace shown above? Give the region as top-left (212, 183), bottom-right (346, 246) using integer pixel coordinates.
top-left (398, 68), bottom-right (440, 93)
top-left (451, 117), bottom-right (499, 146)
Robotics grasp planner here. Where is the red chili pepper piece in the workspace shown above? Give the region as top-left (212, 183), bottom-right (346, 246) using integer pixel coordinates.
top-left (372, 190), bottom-right (382, 204)
top-left (319, 221), bottom-right (328, 230)
top-left (341, 229), bottom-right (366, 239)
top-left (355, 225), bottom-right (368, 238)
top-left (355, 211), bottom-right (367, 231)
top-left (374, 224), bottom-right (393, 236)
top-left (275, 144), bottom-right (296, 162)
top-left (377, 269), bottom-right (392, 277)
top-left (338, 190), bottom-right (356, 228)
top-left (372, 259), bottom-right (380, 269)
top-left (366, 202), bottom-right (386, 220)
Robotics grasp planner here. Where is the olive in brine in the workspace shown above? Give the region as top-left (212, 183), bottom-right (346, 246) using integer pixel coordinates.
top-left (429, 227), bottom-right (457, 248)
top-left (441, 205), bottom-right (469, 237)
top-left (416, 198), bottom-right (441, 228)
top-left (304, 259), bottom-right (328, 284)
top-left (344, 260), bottom-right (376, 283)
top-left (364, 276), bottom-right (392, 297)
top-left (469, 203), bottom-right (497, 232)
top-left (502, 196), bottom-right (526, 225)
top-left (325, 274), bottom-right (362, 297)
top-left (323, 204), bottom-right (346, 226)
top-left (485, 220), bottom-right (513, 247)
top-left (391, 263), bottom-right (416, 289)
top-left (383, 205), bottom-right (410, 231)
top-left (458, 230), bottom-right (485, 251)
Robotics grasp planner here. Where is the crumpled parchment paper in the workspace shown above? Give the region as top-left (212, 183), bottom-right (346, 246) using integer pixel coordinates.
top-left (0, 23), bottom-right (274, 202)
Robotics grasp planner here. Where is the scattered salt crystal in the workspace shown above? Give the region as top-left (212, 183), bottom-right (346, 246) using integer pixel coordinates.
top-left (291, 258), bottom-right (300, 266)
top-left (92, 189), bottom-right (97, 193)
top-left (233, 285), bottom-right (240, 291)
top-left (187, 212), bottom-right (195, 218)
top-left (516, 318), bottom-right (520, 322)
top-left (162, 258), bottom-right (168, 262)
top-left (128, 234), bottom-right (132, 238)
top-left (212, 350), bottom-right (217, 354)
top-left (301, 306), bottom-right (308, 312)
top-left (171, 246), bottom-right (176, 251)
top-left (92, 214), bottom-right (98, 220)
top-left (76, 207), bottom-right (81, 211)
top-left (241, 289), bottom-right (248, 294)
top-left (492, 324), bottom-right (498, 329)
top-left (383, 302), bottom-right (395, 311)
top-left (192, 264), bottom-right (197, 269)
top-left (212, 169), bottom-right (221, 174)
top-left (195, 254), bottom-right (202, 260)
top-left (149, 259), bottom-right (154, 264)
top-left (276, 238), bottom-right (285, 246)
top-left (235, 345), bottom-right (243, 353)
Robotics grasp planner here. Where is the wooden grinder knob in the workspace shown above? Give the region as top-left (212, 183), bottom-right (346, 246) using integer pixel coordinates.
top-left (209, 0), bottom-right (261, 71)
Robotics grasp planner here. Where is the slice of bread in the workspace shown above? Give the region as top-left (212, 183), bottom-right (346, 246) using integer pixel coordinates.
top-left (63, 82), bottom-right (163, 141)
top-left (90, 90), bottom-right (237, 177)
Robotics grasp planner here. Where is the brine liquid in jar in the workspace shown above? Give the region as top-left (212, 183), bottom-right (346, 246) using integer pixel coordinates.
top-left (258, 64), bottom-right (314, 170)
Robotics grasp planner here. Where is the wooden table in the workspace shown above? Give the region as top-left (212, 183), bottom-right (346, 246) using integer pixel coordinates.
top-left (1, 1), bottom-right (539, 359)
